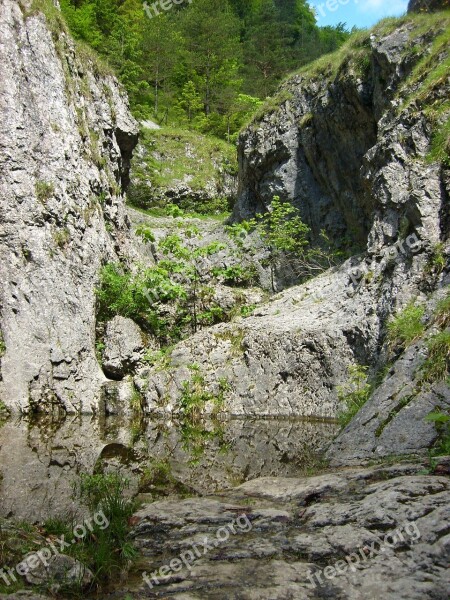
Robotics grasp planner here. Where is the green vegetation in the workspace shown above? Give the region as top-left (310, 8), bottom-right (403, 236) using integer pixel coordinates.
top-left (387, 301), bottom-right (426, 351)
top-left (128, 128), bottom-right (237, 213)
top-left (139, 458), bottom-right (192, 498)
top-left (425, 411), bottom-right (450, 456)
top-left (421, 331), bottom-right (450, 383)
top-left (239, 196), bottom-right (339, 289)
top-left (97, 224), bottom-right (256, 346)
top-left (57, 0), bottom-right (351, 141)
top-left (426, 243), bottom-right (447, 276)
top-left (434, 289), bottom-right (450, 328)
top-left (35, 180), bottom-right (55, 202)
top-left (173, 371), bottom-right (231, 464)
top-left (72, 473), bottom-right (137, 582)
top-left (179, 371), bottom-right (222, 422)
top-left (0, 473), bottom-right (137, 595)
top-left (337, 365), bottom-right (372, 427)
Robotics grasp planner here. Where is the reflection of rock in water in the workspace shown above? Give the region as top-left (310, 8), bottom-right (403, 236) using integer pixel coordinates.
top-left (0, 415), bottom-right (137, 521)
top-left (144, 418), bottom-right (339, 494)
top-left (0, 415), bottom-right (337, 520)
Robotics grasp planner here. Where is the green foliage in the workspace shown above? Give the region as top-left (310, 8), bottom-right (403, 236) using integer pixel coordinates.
top-left (240, 196), bottom-right (337, 288)
top-left (176, 372), bottom-right (230, 463)
top-left (434, 288), bottom-right (450, 328)
top-left (426, 243), bottom-right (447, 276)
top-left (425, 410), bottom-right (450, 456)
top-left (73, 472), bottom-right (138, 582)
top-left (211, 264), bottom-right (258, 287)
top-left (337, 365), bottom-right (372, 427)
top-left (0, 332), bottom-right (5, 358)
top-left (387, 301), bottom-right (426, 351)
top-left (35, 180), bottom-right (54, 202)
top-left (97, 223), bottom-right (253, 345)
top-left (128, 128), bottom-right (236, 213)
top-left (179, 372), bottom-right (217, 422)
top-left (421, 330), bottom-right (450, 383)
top-left (58, 0), bottom-right (350, 140)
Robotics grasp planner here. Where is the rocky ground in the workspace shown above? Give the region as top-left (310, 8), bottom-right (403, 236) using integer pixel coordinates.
top-left (2, 462), bottom-right (448, 600)
top-left (103, 462), bottom-right (450, 599)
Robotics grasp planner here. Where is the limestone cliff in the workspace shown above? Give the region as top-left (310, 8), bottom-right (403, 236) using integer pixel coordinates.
top-left (136, 11), bottom-right (449, 462)
top-left (0, 0), bottom-right (138, 413)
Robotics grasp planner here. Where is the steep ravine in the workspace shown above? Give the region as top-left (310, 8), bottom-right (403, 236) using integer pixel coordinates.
top-left (0, 2), bottom-right (449, 600)
top-left (132, 10), bottom-right (450, 463)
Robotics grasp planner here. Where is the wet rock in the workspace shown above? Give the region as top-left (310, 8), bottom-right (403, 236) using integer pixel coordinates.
top-left (102, 317), bottom-right (145, 379)
top-left (124, 465), bottom-right (450, 600)
top-left (101, 379), bottom-right (137, 415)
top-left (25, 554), bottom-right (93, 590)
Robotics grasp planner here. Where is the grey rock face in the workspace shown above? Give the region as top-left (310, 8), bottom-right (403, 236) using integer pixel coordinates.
top-left (233, 21), bottom-right (447, 258)
top-left (136, 245), bottom-right (434, 418)
top-left (135, 17), bottom-right (449, 464)
top-left (25, 554), bottom-right (93, 590)
top-left (328, 292), bottom-right (450, 465)
top-left (102, 316), bottom-right (145, 379)
top-left (126, 465), bottom-right (450, 600)
top-left (0, 1), bottom-right (138, 412)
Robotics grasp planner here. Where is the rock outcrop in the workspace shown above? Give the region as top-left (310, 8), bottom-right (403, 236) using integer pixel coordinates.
top-left (102, 316), bottom-right (145, 379)
top-left (0, 0), bottom-right (138, 413)
top-left (125, 464), bottom-right (450, 599)
top-left (135, 12), bottom-right (450, 460)
top-left (128, 128), bottom-right (237, 214)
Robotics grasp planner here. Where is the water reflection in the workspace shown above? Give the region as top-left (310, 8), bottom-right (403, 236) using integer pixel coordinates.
top-left (0, 414), bottom-right (338, 521)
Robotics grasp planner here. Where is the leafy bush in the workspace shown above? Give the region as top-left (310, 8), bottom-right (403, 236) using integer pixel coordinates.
top-left (434, 288), bottom-right (450, 328)
top-left (337, 365), bottom-right (372, 427)
top-left (387, 301), bottom-right (425, 351)
top-left (239, 196), bottom-right (338, 289)
top-left (211, 264), bottom-right (258, 287)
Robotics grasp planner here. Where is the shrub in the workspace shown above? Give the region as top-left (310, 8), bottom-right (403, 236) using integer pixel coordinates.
top-left (387, 301), bottom-right (425, 351)
top-left (337, 365), bottom-right (372, 427)
top-left (211, 264), bottom-right (258, 287)
top-left (421, 330), bottom-right (450, 383)
top-left (35, 180), bottom-right (54, 202)
top-left (73, 473), bottom-right (138, 581)
top-left (434, 288), bottom-right (450, 328)
top-left (425, 411), bottom-right (450, 456)
top-left (239, 196), bottom-right (338, 289)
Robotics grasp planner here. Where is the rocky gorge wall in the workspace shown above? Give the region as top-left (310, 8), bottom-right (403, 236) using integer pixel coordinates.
top-left (135, 11), bottom-right (450, 463)
top-left (0, 0), bottom-right (138, 413)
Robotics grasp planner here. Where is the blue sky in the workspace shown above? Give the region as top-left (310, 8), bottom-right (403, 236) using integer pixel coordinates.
top-left (310, 0), bottom-right (409, 29)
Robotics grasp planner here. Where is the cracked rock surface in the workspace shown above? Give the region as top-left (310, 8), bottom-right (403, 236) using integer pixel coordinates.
top-left (107, 464), bottom-right (450, 599)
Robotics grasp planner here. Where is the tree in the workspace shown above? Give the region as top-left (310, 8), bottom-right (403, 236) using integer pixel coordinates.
top-left (179, 0), bottom-right (242, 116)
top-left (141, 13), bottom-right (183, 116)
top-left (178, 81), bottom-right (203, 122)
top-left (242, 0), bottom-right (292, 97)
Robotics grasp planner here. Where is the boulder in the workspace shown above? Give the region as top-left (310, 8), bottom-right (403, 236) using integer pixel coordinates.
top-left (102, 316), bottom-right (145, 379)
top-left (25, 554), bottom-right (93, 591)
